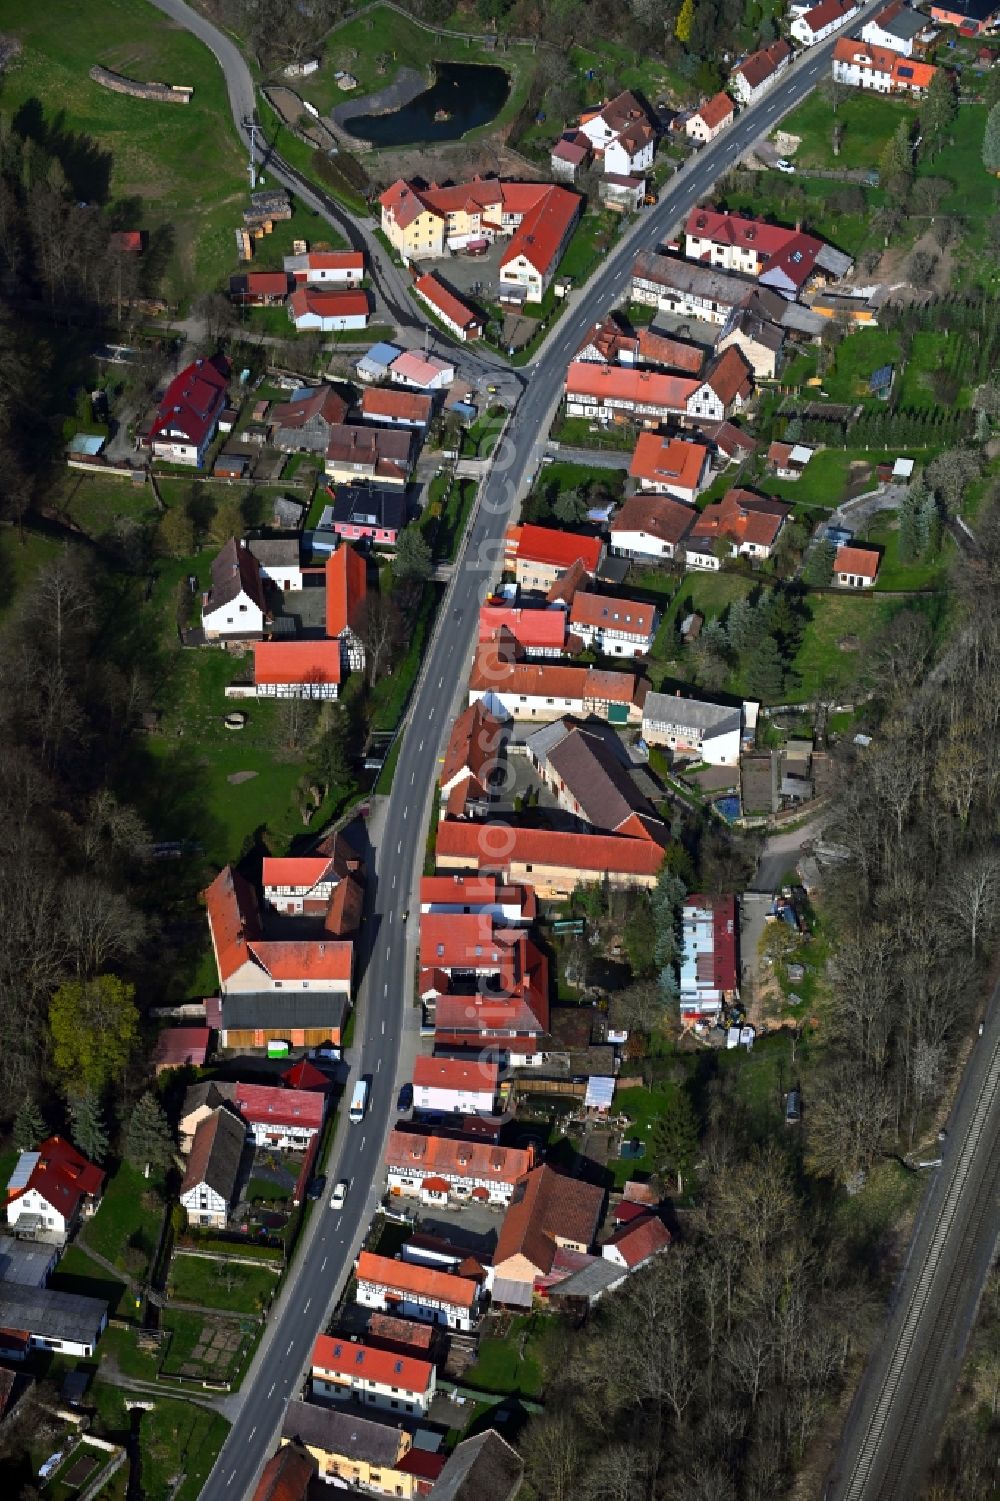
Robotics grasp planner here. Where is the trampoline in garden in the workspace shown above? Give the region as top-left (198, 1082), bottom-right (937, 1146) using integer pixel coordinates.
top-left (715, 795), bottom-right (741, 822)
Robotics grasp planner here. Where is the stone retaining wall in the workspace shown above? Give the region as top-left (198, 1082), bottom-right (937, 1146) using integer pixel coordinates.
top-left (90, 64), bottom-right (193, 103)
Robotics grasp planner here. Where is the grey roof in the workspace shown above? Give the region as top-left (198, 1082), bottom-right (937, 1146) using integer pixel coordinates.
top-left (815, 244), bottom-right (854, 278)
top-left (220, 991), bottom-right (348, 1033)
top-left (547, 725), bottom-right (657, 833)
top-left (205, 538), bottom-right (267, 615)
top-left (180, 1106), bottom-right (245, 1201)
top-left (547, 1257), bottom-right (623, 1302)
top-left (430, 1430), bottom-right (524, 1501)
top-left (180, 1080), bottom-right (237, 1119)
top-left (524, 716), bottom-right (575, 763)
top-left (776, 301), bottom-right (826, 335)
top-left (281, 1400), bottom-right (402, 1465)
top-left (272, 496), bottom-right (305, 528)
top-left (0, 1236), bottom-right (57, 1289)
top-left (490, 1275), bottom-right (534, 1308)
top-left (0, 1283), bottom-right (108, 1344)
top-left (643, 692), bottom-right (742, 739)
top-left (722, 306), bottom-right (785, 354)
top-left (877, 4), bottom-right (926, 36)
top-left (632, 252), bottom-right (755, 307)
top-left (248, 537), bottom-right (301, 566)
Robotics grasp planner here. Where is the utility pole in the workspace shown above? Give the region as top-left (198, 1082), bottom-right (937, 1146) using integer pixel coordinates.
top-left (245, 116), bottom-right (259, 191)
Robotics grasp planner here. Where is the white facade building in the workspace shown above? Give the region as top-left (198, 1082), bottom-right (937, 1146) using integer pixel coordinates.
top-left (642, 691), bottom-right (745, 766)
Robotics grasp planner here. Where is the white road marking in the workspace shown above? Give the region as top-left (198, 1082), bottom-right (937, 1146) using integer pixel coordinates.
top-left (227, 1472), bottom-right (236, 1487)
top-left (391, 874), bottom-right (397, 889)
top-left (388, 910), bottom-right (394, 924)
top-left (397, 841), bottom-right (402, 854)
top-left (410, 772), bottom-right (415, 784)
top-left (382, 1019), bottom-right (385, 1035)
top-left (418, 739), bottom-right (424, 751)
top-left (304, 1298), bottom-right (311, 1312)
top-left (361, 1137), bottom-right (366, 1150)
top-left (286, 1340), bottom-right (294, 1355)
top-left (384, 982), bottom-right (388, 995)
top-left (321, 1257), bottom-right (328, 1272)
top-left (267, 1383), bottom-right (275, 1399)
top-left (377, 1058), bottom-right (381, 1072)
top-left (249, 1427), bottom-right (256, 1439)
top-left (403, 807), bottom-right (407, 819)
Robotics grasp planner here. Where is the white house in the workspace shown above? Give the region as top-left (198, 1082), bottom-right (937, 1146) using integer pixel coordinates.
top-left (202, 538), bottom-right (267, 640)
top-left (5, 1138), bottom-right (104, 1243)
top-left (680, 893), bottom-right (739, 1019)
top-left (234, 1083), bottom-right (325, 1151)
top-left (412, 1056), bottom-right (498, 1115)
top-left (610, 493), bottom-right (696, 562)
top-left (385, 1130), bottom-right (535, 1208)
top-left (641, 690), bottom-right (746, 766)
top-left (685, 92), bottom-right (734, 145)
top-left (730, 39), bottom-right (792, 106)
top-left (311, 1334), bottom-right (436, 1416)
top-left (178, 1108), bottom-right (246, 1229)
top-left (251, 640), bottom-right (342, 700)
top-left (568, 590), bottom-right (658, 658)
top-left (262, 855), bottom-right (343, 914)
top-left (0, 1286), bottom-right (108, 1360)
top-left (791, 0), bottom-right (861, 47)
top-left (578, 91), bottom-right (657, 177)
top-left (247, 537), bottom-right (302, 592)
top-left (834, 543), bottom-right (880, 588)
top-left (860, 0), bottom-right (925, 54)
top-left (284, 249), bottom-right (365, 284)
top-left (147, 355), bottom-right (229, 468)
top-left (602, 1212), bottom-right (671, 1273)
top-left (354, 1251), bottom-right (482, 1331)
top-left (288, 288), bottom-right (370, 332)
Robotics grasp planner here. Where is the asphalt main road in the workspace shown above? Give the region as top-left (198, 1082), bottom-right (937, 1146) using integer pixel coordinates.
top-left (147, 5), bottom-right (883, 1496)
top-left (827, 995), bottom-right (1000, 1501)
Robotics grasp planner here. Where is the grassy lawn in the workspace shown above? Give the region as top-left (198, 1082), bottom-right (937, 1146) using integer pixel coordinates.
top-left (91, 1381), bottom-right (230, 1501)
top-left (167, 1253), bottom-right (279, 1314)
top-left (369, 580), bottom-right (440, 730)
top-left (0, 0), bottom-right (247, 304)
top-left (768, 448), bottom-right (894, 511)
top-left (895, 331), bottom-right (973, 410)
top-left (536, 461), bottom-right (626, 499)
top-left (550, 415), bottom-right (635, 451)
top-left (856, 511), bottom-right (952, 591)
top-left (246, 1176), bottom-right (292, 1203)
top-left (0, 530), bottom-right (66, 614)
top-left (723, 173), bottom-right (878, 261)
top-left (778, 90), bottom-right (913, 171)
top-left (821, 329), bottom-right (902, 405)
top-left (466, 1314), bottom-right (545, 1397)
top-left (158, 1308), bottom-right (258, 1386)
top-left (50, 1246), bottom-right (132, 1320)
top-left (557, 210), bottom-right (619, 285)
top-left (81, 1162), bottom-right (164, 1283)
top-left (790, 591), bottom-right (912, 700)
top-left (611, 1082), bottom-right (681, 1186)
top-left (49, 472), bottom-right (159, 538)
top-left (461, 408), bottom-right (506, 459)
top-left (97, 1322), bottom-right (161, 1381)
top-left (914, 102), bottom-right (991, 269)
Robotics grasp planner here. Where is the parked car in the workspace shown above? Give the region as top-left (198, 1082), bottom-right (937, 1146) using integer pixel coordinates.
top-left (397, 1082), bottom-right (413, 1111)
top-left (330, 1180), bottom-right (348, 1210)
top-left (775, 158), bottom-right (795, 174)
top-left (306, 1175), bottom-right (326, 1201)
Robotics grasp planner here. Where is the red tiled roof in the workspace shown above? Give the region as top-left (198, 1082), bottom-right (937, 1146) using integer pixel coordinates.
top-left (469, 645), bottom-right (640, 705)
top-left (243, 272), bottom-right (291, 297)
top-left (262, 856), bottom-right (337, 889)
top-left (612, 493), bottom-right (696, 546)
top-left (499, 183), bottom-right (580, 278)
top-left (566, 361), bottom-right (698, 412)
top-left (233, 1082), bottom-right (324, 1130)
top-left (355, 1250), bottom-right (477, 1308)
top-left (552, 134), bottom-right (591, 166)
top-left (799, 0), bottom-right (853, 32)
top-left (495, 1165), bottom-right (604, 1275)
top-left (311, 1334), bottom-right (434, 1393)
top-left (419, 912), bottom-right (511, 972)
top-left (635, 328), bottom-right (704, 375)
top-left (252, 1442), bottom-right (316, 1501)
top-left (419, 873), bottom-right (536, 917)
top-left (386, 1129), bottom-right (534, 1186)
top-left (628, 434), bottom-right (708, 493)
top-left (413, 1056), bottom-right (498, 1093)
top-left (253, 640), bottom-right (342, 687)
top-left (281, 1058), bottom-right (329, 1091)
top-left (271, 385), bottom-right (348, 432)
top-left (691, 488), bottom-right (790, 549)
top-left (249, 940), bottom-right (353, 983)
top-left (605, 1211), bottom-right (671, 1268)
top-left (151, 1027), bottom-right (211, 1068)
top-left (415, 272), bottom-right (482, 333)
top-left (832, 37), bottom-right (937, 88)
top-left (288, 288), bottom-right (369, 320)
top-left (6, 1136), bottom-right (104, 1219)
top-left (204, 865), bottom-right (262, 983)
top-left (366, 1313), bottom-right (436, 1351)
top-left (435, 819), bottom-right (665, 878)
top-left (478, 605), bottom-right (567, 651)
top-left (835, 543), bottom-right (880, 579)
top-left (397, 1449), bottom-right (446, 1482)
top-left (325, 873), bottom-right (365, 938)
top-left (439, 700), bottom-right (505, 795)
top-left (359, 387), bottom-right (433, 425)
top-left (696, 91), bottom-right (734, 129)
top-left (325, 543), bottom-right (367, 639)
top-left (704, 346), bottom-right (753, 405)
top-left (733, 39), bottom-right (791, 90)
top-left (149, 355), bottom-right (229, 447)
top-left (569, 590), bottom-right (655, 637)
top-left (301, 251), bottom-right (365, 272)
top-left (684, 893), bottom-right (738, 991)
top-left (514, 522), bottom-right (603, 572)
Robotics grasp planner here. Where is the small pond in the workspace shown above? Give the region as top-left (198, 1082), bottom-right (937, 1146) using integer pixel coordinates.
top-left (342, 61), bottom-right (510, 146)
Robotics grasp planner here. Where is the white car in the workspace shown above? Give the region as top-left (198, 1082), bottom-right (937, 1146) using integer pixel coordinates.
top-left (774, 158), bottom-right (796, 174)
top-left (330, 1180), bottom-right (349, 1210)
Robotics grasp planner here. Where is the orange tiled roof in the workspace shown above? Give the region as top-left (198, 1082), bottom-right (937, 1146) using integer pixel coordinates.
top-left (413, 1055), bottom-right (498, 1092)
top-left (835, 543), bottom-right (880, 578)
top-left (696, 91), bottom-right (734, 130)
top-left (356, 1250), bottom-right (477, 1308)
top-left (566, 361), bottom-right (698, 412)
top-left (312, 1334), bottom-right (434, 1392)
top-left (628, 433), bottom-right (708, 492)
top-left (252, 640), bottom-right (342, 687)
top-left (325, 543), bottom-right (367, 638)
top-left (612, 493), bottom-right (696, 547)
top-left (386, 1129), bottom-right (534, 1186)
top-left (203, 865), bottom-right (262, 982)
top-left (435, 819), bottom-right (666, 877)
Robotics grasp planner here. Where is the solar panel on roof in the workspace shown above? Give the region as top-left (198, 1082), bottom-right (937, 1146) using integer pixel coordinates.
top-left (869, 364), bottom-right (894, 391)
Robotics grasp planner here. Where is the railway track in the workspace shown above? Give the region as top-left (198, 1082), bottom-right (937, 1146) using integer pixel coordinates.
top-left (833, 1027), bottom-right (1000, 1500)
